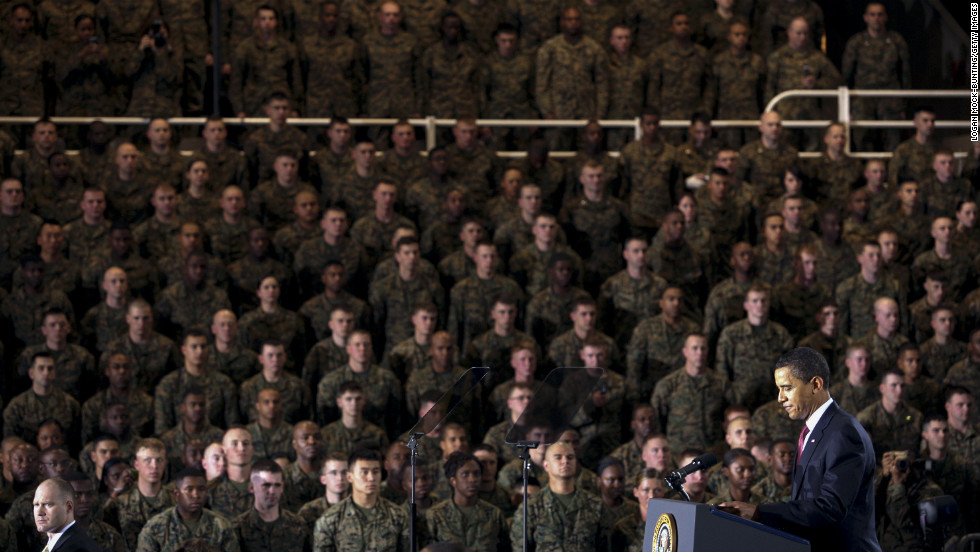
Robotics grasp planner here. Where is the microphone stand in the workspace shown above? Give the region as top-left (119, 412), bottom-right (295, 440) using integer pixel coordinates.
top-left (407, 431), bottom-right (425, 552)
top-left (664, 471), bottom-right (691, 502)
top-left (515, 440), bottom-right (540, 552)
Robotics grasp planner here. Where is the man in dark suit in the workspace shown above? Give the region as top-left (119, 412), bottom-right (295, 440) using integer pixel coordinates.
top-left (33, 478), bottom-right (101, 552)
top-left (722, 347), bottom-right (881, 552)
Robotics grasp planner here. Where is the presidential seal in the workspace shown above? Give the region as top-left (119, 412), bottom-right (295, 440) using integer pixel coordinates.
top-left (652, 512), bottom-right (677, 552)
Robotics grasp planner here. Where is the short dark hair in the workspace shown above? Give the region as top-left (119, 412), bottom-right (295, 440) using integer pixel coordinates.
top-left (348, 448), bottom-right (382, 467)
top-left (444, 451), bottom-right (480, 479)
top-left (722, 447), bottom-right (754, 468)
top-left (775, 347), bottom-right (830, 385)
top-left (251, 458), bottom-right (283, 476)
top-left (174, 467), bottom-right (207, 486)
top-left (596, 456), bottom-right (624, 477)
top-left (921, 412), bottom-right (947, 431)
top-left (338, 380), bottom-right (363, 395)
top-left (181, 385), bottom-right (207, 402)
top-left (770, 438), bottom-right (795, 454)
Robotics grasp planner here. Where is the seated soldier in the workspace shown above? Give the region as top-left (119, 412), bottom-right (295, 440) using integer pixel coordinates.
top-left (830, 344), bottom-right (879, 415)
top-left (464, 295), bottom-right (536, 381)
top-left (897, 344), bottom-right (943, 415)
top-left (472, 444), bottom-right (513, 515)
top-left (245, 388), bottom-right (294, 461)
top-left (159, 387), bottom-right (226, 473)
top-left (547, 297), bottom-right (620, 369)
top-left (64, 471), bottom-right (127, 552)
top-left (1, 254), bottom-right (74, 348)
top-left (296, 452), bottom-right (350, 531)
top-left (610, 405), bottom-right (658, 491)
top-left (321, 381), bottom-right (389, 458)
top-left (707, 448), bottom-right (767, 505)
top-left (227, 228), bottom-right (293, 312)
top-left (919, 306), bottom-right (967, 381)
top-left (78, 266), bottom-right (130, 355)
top-left (486, 341), bottom-right (541, 422)
top-left (135, 467), bottom-right (239, 550)
top-left (387, 301), bottom-right (438, 382)
top-left (3, 352), bottom-right (80, 447)
top-left (404, 331), bottom-right (467, 418)
top-left (248, 148), bottom-right (317, 233)
top-left (206, 310), bottom-right (260, 386)
top-left (673, 449), bottom-right (713, 504)
top-left (483, 382), bottom-right (534, 466)
top-left (301, 305), bottom-right (353, 391)
top-left (80, 221), bottom-right (160, 301)
top-left (283, 422), bottom-right (326, 513)
top-left (209, 426), bottom-right (258, 519)
top-left (273, 190), bottom-right (321, 269)
top-left (232, 459), bottom-right (311, 551)
top-left (203, 185), bottom-right (260, 264)
top-left (299, 261), bottom-right (371, 343)
top-left (750, 439), bottom-right (794, 503)
top-left (594, 456), bottom-right (637, 544)
top-left (154, 251), bottom-right (233, 335)
top-left (526, 252), bottom-right (592, 348)
top-left (612, 469), bottom-right (667, 549)
top-left (17, 307), bottom-right (96, 400)
top-left (239, 340), bottom-right (310, 424)
top-left (103, 438), bottom-right (173, 551)
top-left (421, 451), bottom-right (509, 551)
top-left (858, 369), bottom-right (924, 461)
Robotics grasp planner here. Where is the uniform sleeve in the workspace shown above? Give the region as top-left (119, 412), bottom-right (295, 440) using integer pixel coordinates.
top-left (534, 43), bottom-right (554, 117)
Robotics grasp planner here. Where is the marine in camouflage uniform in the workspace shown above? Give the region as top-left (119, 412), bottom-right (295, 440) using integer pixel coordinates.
top-left (203, 216), bottom-right (262, 267)
top-left (405, 364), bottom-right (466, 416)
top-left (249, 180), bottom-right (318, 234)
top-left (802, 152), bottom-right (863, 203)
top-left (834, 273), bottom-right (905, 339)
top-left (105, 331), bottom-right (181, 392)
top-left (160, 424), bottom-right (226, 470)
top-left (944, 358), bottom-right (980, 403)
top-left (856, 400), bottom-right (923, 460)
top-left (208, 475), bottom-right (254, 520)
top-left (738, 139), bottom-right (798, 207)
top-left (647, 35), bottom-right (712, 124)
top-left (598, 269), bottom-right (669, 344)
top-left (240, 371), bottom-right (310, 424)
top-left (702, 277), bottom-right (753, 346)
top-left (316, 364), bottom-right (402, 431)
top-left (828, 377), bottom-right (879, 416)
top-left (103, 486), bottom-right (174, 551)
top-left (560, 193), bottom-right (631, 290)
top-left (81, 248), bottom-right (161, 301)
top-left (919, 338), bottom-right (967, 382)
top-left (478, 38), bottom-right (537, 149)
top-left (321, 419), bottom-right (389, 457)
top-left (362, 26), bottom-right (422, 119)
top-left (771, 279), bottom-right (831, 340)
top-left (154, 367), bottom-right (239, 435)
top-left (506, 0), bottom-right (561, 51)
top-left (313, 495), bottom-right (410, 551)
top-left (0, 13), bottom-right (50, 118)
top-left (651, 367), bottom-right (732, 451)
top-left (234, 505), bottom-right (310, 552)
top-left (765, 40), bottom-right (840, 151)
top-left (421, 498), bottom-right (510, 551)
top-left (876, 472), bottom-right (944, 552)
top-left (302, 339), bottom-right (349, 393)
top-left (196, 148), bottom-right (248, 193)
top-left (624, 314), bottom-right (701, 402)
top-left (841, 17), bottom-right (911, 151)
top-left (274, 220), bottom-right (322, 269)
top-left (548, 330), bottom-right (620, 369)
top-left (419, 32), bottom-right (481, 118)
top-left (751, 472), bottom-right (792, 503)
top-left (81, 387), bottom-right (154, 442)
top-left (751, 399), bottom-right (801, 441)
top-left (535, 30), bottom-right (609, 121)
top-left (237, 308), bottom-right (305, 357)
top-left (230, 30), bottom-right (302, 117)
top-left (509, 242), bottom-right (583, 296)
top-left (294, 236), bottom-right (370, 293)
top-left (715, 318), bottom-right (794, 410)
top-left (137, 505), bottom-right (240, 552)
top-left (369, 272), bottom-right (445, 353)
top-left (509, 485), bottom-right (604, 551)
top-left (448, 273), bottom-right (524, 354)
top-left (756, 0), bottom-right (824, 54)
top-left (300, 22), bottom-right (365, 117)
top-left (247, 420), bottom-right (295, 460)
top-left (620, 134), bottom-right (677, 233)
top-left (154, 280), bottom-right (233, 334)
top-left (624, 0), bottom-right (680, 56)
top-left (300, 289), bottom-right (370, 341)
top-left (16, 342), bottom-right (95, 399)
top-left (2, 384), bottom-right (80, 442)
top-left (205, 342), bottom-right (259, 386)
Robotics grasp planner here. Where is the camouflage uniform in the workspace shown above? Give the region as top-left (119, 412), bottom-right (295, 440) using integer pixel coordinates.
top-left (751, 400), bottom-right (801, 441)
top-left (702, 278), bottom-right (753, 346)
top-left (651, 367), bottom-right (732, 451)
top-left (535, 34), bottom-right (609, 120)
top-left (625, 0), bottom-right (680, 56)
top-left (82, 388), bottom-right (154, 442)
top-left (313, 147), bottom-right (354, 197)
top-left (240, 370), bottom-right (310, 423)
top-left (624, 314), bottom-right (701, 402)
top-left (249, 181), bottom-right (318, 233)
top-left (133, 217), bottom-right (180, 262)
top-left (482, 420), bottom-right (521, 465)
top-left (506, 0), bottom-right (561, 51)
top-left (405, 365), bottom-right (466, 415)
top-left (856, 401), bottom-right (923, 459)
top-left (478, 49), bottom-right (537, 149)
top-left (509, 487), bottom-right (604, 552)
top-left (377, 151), bottom-right (427, 191)
top-left (351, 214), bottom-right (416, 265)
top-left (154, 368), bottom-right (239, 434)
top-left (206, 343), bottom-right (260, 386)
top-left (237, 308), bottom-right (305, 357)
top-left (859, 330), bottom-right (910, 380)
top-left (0, 210), bottom-right (42, 275)
top-left (160, 423), bottom-right (226, 469)
top-left (560, 195), bottom-right (630, 288)
top-left (526, 286), bottom-right (593, 347)
top-left (903, 376), bottom-right (944, 416)
top-left (103, 487), bottom-right (174, 551)
top-left (1, 387), bottom-right (80, 441)
top-left (462, 330), bottom-right (536, 386)
top-left (100, 171), bottom-right (154, 223)
top-left (448, 275), bottom-right (524, 353)
top-left (834, 274), bottom-right (905, 339)
top-left (299, 291), bottom-right (370, 343)
top-left (105, 332), bottom-right (181, 392)
top-left (300, 33), bottom-right (364, 117)
top-left (316, 365), bottom-right (402, 431)
top-left (313, 495), bottom-right (410, 551)
top-left (647, 41), bottom-right (711, 122)
top-left (0, 32), bottom-right (49, 117)
top-left (235, 507), bottom-right (310, 552)
top-left (158, 253), bottom-right (228, 290)
top-left (369, 273), bottom-right (445, 352)
top-left (228, 256), bottom-right (292, 306)
top-left (302, 339), bottom-right (348, 394)
top-left (419, 41), bottom-right (481, 118)
top-left (842, 30), bottom-right (910, 151)
top-left (230, 35), bottom-right (302, 117)
top-left (753, 244), bottom-right (795, 286)
top-left (948, 423), bottom-right (980, 462)
top-left (771, 281), bottom-right (831, 340)
top-left (751, 473), bottom-right (792, 503)
top-left (297, 496), bottom-right (332, 532)
top-left (598, 270), bottom-right (668, 343)
top-left (154, 281), bottom-right (233, 333)
top-left (203, 216), bottom-right (262, 265)
top-left (888, 138), bottom-right (936, 188)
top-left (919, 338), bottom-right (967, 381)
top-left (920, 176), bottom-right (973, 219)
top-left (756, 0), bottom-right (824, 53)
top-left (0, 286), bottom-right (74, 346)
top-left (802, 153), bottom-right (864, 202)
top-left (5, 490), bottom-right (47, 551)
top-left (243, 126), bottom-right (312, 189)
top-left (877, 476), bottom-right (944, 552)
top-left (612, 510), bottom-right (645, 552)
top-left (62, 219), bottom-right (109, 265)
top-left (16, 343), bottom-right (95, 398)
top-left (716, 319), bottom-right (794, 410)
top-left (321, 419), bottom-right (389, 457)
top-left (137, 506), bottom-right (240, 552)
top-left (246, 420), bottom-right (295, 461)
top-left (274, 221), bottom-right (322, 269)
top-left (53, 39), bottom-right (115, 116)
top-left (812, 239), bottom-right (858, 292)
top-left (207, 476), bottom-right (254, 520)
top-left (797, 331), bottom-right (850, 378)
top-left (829, 380), bottom-right (879, 417)
top-left (707, 487), bottom-right (768, 506)
top-left (421, 498), bottom-right (510, 550)
top-left (911, 250), bottom-right (973, 303)
top-left (509, 243), bottom-right (583, 296)
top-left (547, 330), bottom-right (620, 369)
top-left (922, 452), bottom-right (979, 533)
top-left (31, 176), bottom-right (85, 226)
top-left (294, 237), bottom-right (370, 293)
top-left (944, 359), bottom-right (980, 403)
top-left (362, 30), bottom-right (421, 118)
top-left (619, 139), bottom-right (676, 231)
top-left (737, 139), bottom-right (798, 206)
top-left (195, 148), bottom-right (248, 193)
top-left (81, 250), bottom-right (161, 300)
top-left (85, 519), bottom-right (127, 552)
top-left (445, 143), bottom-right (497, 207)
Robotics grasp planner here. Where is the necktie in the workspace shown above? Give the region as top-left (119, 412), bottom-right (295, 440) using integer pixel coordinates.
top-left (41, 543), bottom-right (51, 552)
top-left (796, 425), bottom-right (810, 464)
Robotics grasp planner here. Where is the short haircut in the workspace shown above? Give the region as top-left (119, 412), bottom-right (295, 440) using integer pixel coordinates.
top-left (174, 467), bottom-right (207, 486)
top-left (722, 447), bottom-right (754, 468)
top-left (42, 478), bottom-right (76, 503)
top-left (182, 385), bottom-right (207, 402)
top-left (135, 438), bottom-right (166, 456)
top-left (31, 351), bottom-right (54, 368)
top-left (775, 347), bottom-right (830, 385)
top-left (921, 412), bottom-right (946, 431)
top-left (945, 385), bottom-right (972, 402)
top-left (182, 327), bottom-right (209, 344)
top-left (634, 467), bottom-right (663, 487)
top-left (472, 443), bottom-right (497, 457)
top-left (443, 451), bottom-right (480, 479)
top-left (348, 448), bottom-right (382, 467)
top-left (770, 438), bottom-right (795, 454)
top-left (251, 458), bottom-right (283, 476)
top-left (596, 456), bottom-right (624, 476)
top-left (338, 380), bottom-right (364, 395)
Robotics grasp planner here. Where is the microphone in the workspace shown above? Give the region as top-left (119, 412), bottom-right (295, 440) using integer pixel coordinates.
top-left (670, 453), bottom-right (718, 479)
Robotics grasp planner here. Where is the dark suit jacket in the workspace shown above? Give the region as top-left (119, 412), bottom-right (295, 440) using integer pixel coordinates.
top-left (49, 522), bottom-right (101, 552)
top-left (758, 401), bottom-right (881, 552)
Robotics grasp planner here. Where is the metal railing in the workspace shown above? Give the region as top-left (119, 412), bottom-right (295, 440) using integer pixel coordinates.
top-left (0, 87), bottom-right (970, 159)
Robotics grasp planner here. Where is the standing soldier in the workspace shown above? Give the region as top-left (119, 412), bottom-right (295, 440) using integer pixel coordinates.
top-left (647, 12), bottom-right (711, 141)
top-left (841, 2), bottom-right (910, 151)
top-left (363, 1), bottom-right (421, 138)
top-left (230, 6), bottom-right (302, 118)
top-left (606, 25), bottom-right (647, 151)
top-left (419, 12), bottom-right (481, 118)
top-left (234, 459), bottom-right (310, 552)
top-left (136, 468), bottom-right (241, 551)
top-left (620, 110), bottom-right (678, 237)
top-left (535, 7), bottom-right (609, 149)
top-left (738, 111), bottom-right (798, 207)
top-left (479, 23), bottom-right (536, 150)
top-left (300, 1), bottom-right (364, 118)
top-left (709, 21), bottom-right (766, 148)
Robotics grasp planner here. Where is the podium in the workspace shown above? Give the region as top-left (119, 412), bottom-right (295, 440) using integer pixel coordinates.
top-left (643, 499), bottom-right (810, 552)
